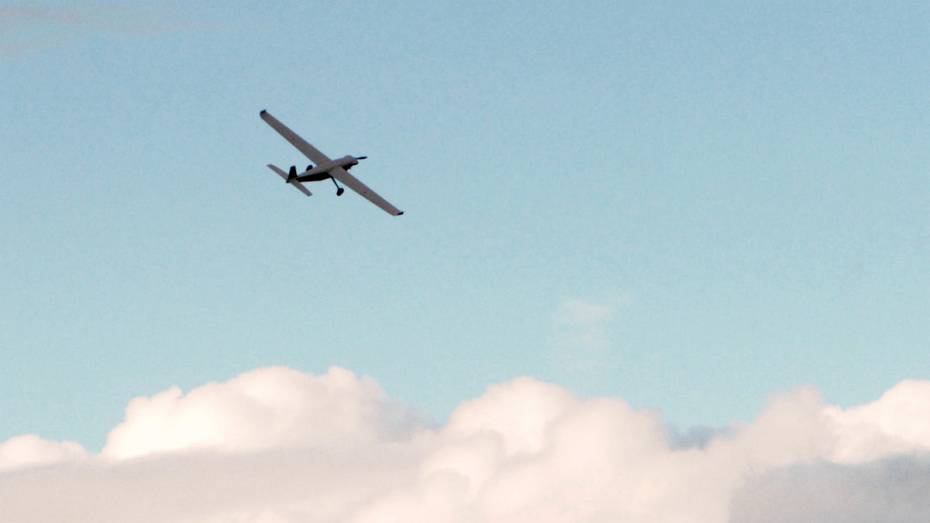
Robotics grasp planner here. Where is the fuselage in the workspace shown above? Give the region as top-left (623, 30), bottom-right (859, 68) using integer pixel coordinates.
top-left (298, 155), bottom-right (359, 182)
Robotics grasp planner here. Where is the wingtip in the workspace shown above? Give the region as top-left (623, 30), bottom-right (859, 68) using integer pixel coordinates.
top-left (397, 211), bottom-right (404, 216)
top-left (260, 109), bottom-right (268, 117)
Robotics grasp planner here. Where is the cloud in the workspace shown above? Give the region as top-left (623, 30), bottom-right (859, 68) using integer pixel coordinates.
top-left (0, 4), bottom-right (175, 31)
top-left (554, 299), bottom-right (615, 328)
top-left (102, 366), bottom-right (423, 460)
top-left (0, 434), bottom-right (87, 472)
top-left (0, 4), bottom-right (180, 57)
top-left (0, 5), bottom-right (86, 25)
top-left (551, 298), bottom-right (618, 371)
top-left (825, 379), bottom-right (930, 464)
top-left (2, 366), bottom-right (930, 522)
top-left (731, 457), bottom-right (930, 522)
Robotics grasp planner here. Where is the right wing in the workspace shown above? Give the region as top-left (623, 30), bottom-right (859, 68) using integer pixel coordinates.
top-left (329, 167), bottom-right (404, 216)
top-left (260, 110), bottom-right (331, 166)
top-left (267, 164), bottom-right (312, 197)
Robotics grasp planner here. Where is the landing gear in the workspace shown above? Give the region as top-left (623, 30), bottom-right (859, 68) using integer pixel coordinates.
top-left (331, 176), bottom-right (345, 196)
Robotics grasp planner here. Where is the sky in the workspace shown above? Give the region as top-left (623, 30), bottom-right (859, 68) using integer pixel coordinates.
top-left (1, 0), bottom-right (928, 476)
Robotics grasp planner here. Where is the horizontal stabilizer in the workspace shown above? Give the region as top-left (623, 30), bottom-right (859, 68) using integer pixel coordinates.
top-left (267, 164), bottom-right (312, 196)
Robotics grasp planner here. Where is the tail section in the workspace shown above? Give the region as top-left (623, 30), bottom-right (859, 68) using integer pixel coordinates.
top-left (267, 164), bottom-right (312, 197)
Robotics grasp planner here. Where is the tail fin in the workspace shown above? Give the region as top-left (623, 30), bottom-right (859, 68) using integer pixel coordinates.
top-left (267, 164), bottom-right (312, 197)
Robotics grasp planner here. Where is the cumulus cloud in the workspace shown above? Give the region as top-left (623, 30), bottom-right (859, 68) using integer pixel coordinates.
top-left (0, 434), bottom-right (87, 472)
top-left (102, 366), bottom-right (422, 460)
top-left (2, 366), bottom-right (930, 522)
top-left (731, 456), bottom-right (930, 523)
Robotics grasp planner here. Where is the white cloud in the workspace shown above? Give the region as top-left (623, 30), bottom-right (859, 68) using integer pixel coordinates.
top-left (102, 366), bottom-right (422, 460)
top-left (826, 379), bottom-right (930, 464)
top-left (0, 434), bottom-right (87, 472)
top-left (2, 366), bottom-right (930, 522)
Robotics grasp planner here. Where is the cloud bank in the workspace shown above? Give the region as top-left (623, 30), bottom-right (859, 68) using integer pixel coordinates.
top-left (2, 367), bottom-right (930, 522)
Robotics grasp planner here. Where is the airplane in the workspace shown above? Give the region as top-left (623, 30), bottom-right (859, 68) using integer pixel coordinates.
top-left (260, 110), bottom-right (404, 216)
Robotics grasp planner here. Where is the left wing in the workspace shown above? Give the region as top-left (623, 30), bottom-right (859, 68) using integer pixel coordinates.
top-left (330, 167), bottom-right (404, 216)
top-left (260, 110), bottom-right (331, 166)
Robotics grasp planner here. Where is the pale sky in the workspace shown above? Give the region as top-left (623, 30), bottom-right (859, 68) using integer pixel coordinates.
top-left (2, 0), bottom-right (928, 455)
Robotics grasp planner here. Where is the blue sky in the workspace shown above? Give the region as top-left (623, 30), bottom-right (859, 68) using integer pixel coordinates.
top-left (2, 1), bottom-right (928, 449)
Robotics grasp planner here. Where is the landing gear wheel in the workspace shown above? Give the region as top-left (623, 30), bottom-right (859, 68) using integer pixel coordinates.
top-left (336, 188), bottom-right (345, 196)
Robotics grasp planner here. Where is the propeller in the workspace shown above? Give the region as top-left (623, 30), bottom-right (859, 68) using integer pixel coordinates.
top-left (355, 156), bottom-right (367, 160)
